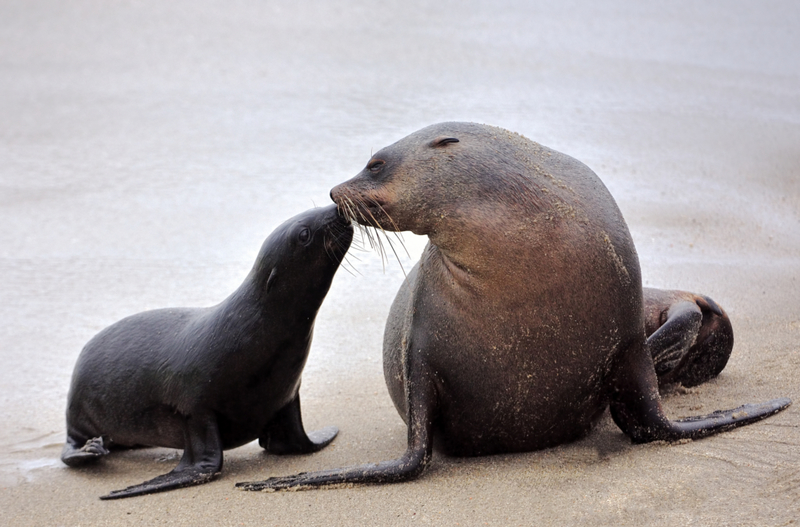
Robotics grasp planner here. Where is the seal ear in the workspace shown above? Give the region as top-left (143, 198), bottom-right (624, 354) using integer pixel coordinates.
top-left (430, 137), bottom-right (459, 148)
top-left (266, 268), bottom-right (278, 294)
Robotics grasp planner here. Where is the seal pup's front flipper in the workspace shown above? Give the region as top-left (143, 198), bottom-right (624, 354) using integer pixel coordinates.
top-left (610, 340), bottom-right (790, 444)
top-left (259, 393), bottom-right (338, 455)
top-left (100, 415), bottom-right (223, 500)
top-left (644, 289), bottom-right (734, 389)
top-left (237, 367), bottom-right (437, 491)
top-left (647, 300), bottom-right (703, 379)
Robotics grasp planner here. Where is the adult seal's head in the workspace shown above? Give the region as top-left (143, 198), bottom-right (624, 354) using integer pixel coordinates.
top-left (238, 122), bottom-right (790, 492)
top-left (62, 205), bottom-right (352, 499)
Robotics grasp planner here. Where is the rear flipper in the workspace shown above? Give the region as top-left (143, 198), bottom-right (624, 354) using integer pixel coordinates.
top-left (61, 436), bottom-right (110, 466)
top-left (237, 367), bottom-right (437, 491)
top-left (611, 340), bottom-right (790, 443)
top-left (259, 393), bottom-right (338, 455)
top-left (645, 292), bottom-right (734, 388)
top-left (100, 414), bottom-right (223, 500)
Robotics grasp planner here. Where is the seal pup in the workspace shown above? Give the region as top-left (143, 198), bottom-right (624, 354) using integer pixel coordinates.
top-left (644, 287), bottom-right (733, 388)
top-left (237, 123), bottom-right (789, 491)
top-left (62, 204), bottom-right (352, 499)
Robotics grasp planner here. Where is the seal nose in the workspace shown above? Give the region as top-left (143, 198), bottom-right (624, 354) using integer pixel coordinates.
top-left (330, 184), bottom-right (343, 204)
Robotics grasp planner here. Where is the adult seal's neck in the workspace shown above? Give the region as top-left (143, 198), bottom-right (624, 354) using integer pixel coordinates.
top-left (424, 203), bottom-right (533, 279)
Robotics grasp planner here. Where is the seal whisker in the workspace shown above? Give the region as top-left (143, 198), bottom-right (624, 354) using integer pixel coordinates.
top-left (341, 253), bottom-right (362, 277)
top-left (364, 197), bottom-right (411, 260)
top-left (357, 200), bottom-right (399, 273)
top-left (373, 227), bottom-right (405, 277)
top-left (340, 198), bottom-right (358, 225)
top-left (342, 197), bottom-right (372, 249)
top-left (340, 194), bottom-right (408, 275)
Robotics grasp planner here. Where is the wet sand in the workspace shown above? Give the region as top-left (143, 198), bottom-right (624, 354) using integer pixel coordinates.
top-left (1, 1), bottom-right (798, 525)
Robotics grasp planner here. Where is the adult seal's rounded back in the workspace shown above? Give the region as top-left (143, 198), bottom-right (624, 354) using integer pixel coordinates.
top-left (62, 205), bottom-right (353, 499)
top-left (237, 123), bottom-right (789, 491)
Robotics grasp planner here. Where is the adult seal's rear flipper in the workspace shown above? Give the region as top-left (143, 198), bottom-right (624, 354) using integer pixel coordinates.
top-left (100, 416), bottom-right (223, 500)
top-left (610, 341), bottom-right (790, 444)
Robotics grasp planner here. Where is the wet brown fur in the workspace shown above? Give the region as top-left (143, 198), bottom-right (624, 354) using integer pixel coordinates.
top-left (234, 123), bottom-right (788, 492)
top-left (332, 122), bottom-right (642, 455)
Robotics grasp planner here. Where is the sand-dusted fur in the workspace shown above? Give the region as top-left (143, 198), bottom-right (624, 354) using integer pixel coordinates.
top-left (237, 122), bottom-right (789, 492)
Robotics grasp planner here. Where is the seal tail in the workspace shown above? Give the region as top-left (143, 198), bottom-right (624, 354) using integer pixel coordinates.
top-left (610, 340), bottom-right (791, 443)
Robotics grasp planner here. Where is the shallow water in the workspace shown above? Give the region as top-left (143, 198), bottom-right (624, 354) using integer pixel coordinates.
top-left (1, 0), bottom-right (798, 492)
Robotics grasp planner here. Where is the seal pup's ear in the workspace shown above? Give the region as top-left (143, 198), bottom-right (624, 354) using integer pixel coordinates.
top-left (266, 268), bottom-right (278, 294)
top-left (430, 137), bottom-right (459, 148)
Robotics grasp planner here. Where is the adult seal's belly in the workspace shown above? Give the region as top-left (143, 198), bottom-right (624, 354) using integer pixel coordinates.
top-left (62, 205), bottom-right (352, 499)
top-left (237, 122), bottom-right (790, 491)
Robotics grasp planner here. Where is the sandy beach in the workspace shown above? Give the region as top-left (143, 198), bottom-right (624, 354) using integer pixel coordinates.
top-left (1, 1), bottom-right (798, 525)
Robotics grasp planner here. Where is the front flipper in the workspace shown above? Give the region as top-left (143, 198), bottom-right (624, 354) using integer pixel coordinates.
top-left (647, 301), bottom-right (702, 380)
top-left (100, 414), bottom-right (223, 500)
top-left (238, 368), bottom-right (437, 491)
top-left (259, 393), bottom-right (338, 455)
top-left (645, 291), bottom-right (734, 388)
top-left (610, 340), bottom-right (791, 443)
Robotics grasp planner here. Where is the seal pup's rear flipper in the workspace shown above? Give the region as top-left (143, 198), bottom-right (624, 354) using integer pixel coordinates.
top-left (100, 415), bottom-right (223, 500)
top-left (237, 368), bottom-right (437, 491)
top-left (61, 436), bottom-right (109, 466)
top-left (610, 340), bottom-right (790, 443)
top-left (259, 393), bottom-right (339, 455)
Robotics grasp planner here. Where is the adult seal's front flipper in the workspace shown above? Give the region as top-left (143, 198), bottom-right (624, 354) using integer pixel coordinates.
top-left (236, 368), bottom-right (438, 491)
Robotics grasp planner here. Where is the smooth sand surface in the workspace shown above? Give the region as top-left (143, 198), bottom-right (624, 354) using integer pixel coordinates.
top-left (1, 1), bottom-right (798, 525)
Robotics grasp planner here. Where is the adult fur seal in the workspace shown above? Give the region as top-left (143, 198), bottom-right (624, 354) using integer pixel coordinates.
top-left (237, 123), bottom-right (789, 491)
top-left (62, 204), bottom-right (352, 499)
top-left (644, 287), bottom-right (733, 388)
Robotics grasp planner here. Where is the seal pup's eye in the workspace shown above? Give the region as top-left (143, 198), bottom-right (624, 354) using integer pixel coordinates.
top-left (430, 137), bottom-right (459, 148)
top-left (367, 159), bottom-right (385, 173)
top-left (298, 228), bottom-right (311, 243)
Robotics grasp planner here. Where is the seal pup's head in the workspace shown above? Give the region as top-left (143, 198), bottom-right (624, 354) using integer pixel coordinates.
top-left (251, 204), bottom-right (353, 313)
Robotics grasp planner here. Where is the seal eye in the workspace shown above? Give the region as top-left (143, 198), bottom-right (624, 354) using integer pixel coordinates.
top-left (367, 159), bottom-right (385, 173)
top-left (431, 137), bottom-right (460, 148)
top-left (298, 228), bottom-right (311, 243)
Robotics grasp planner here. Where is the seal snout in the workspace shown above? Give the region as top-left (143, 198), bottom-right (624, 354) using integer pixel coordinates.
top-left (319, 205), bottom-right (353, 258)
top-left (330, 184), bottom-right (393, 231)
